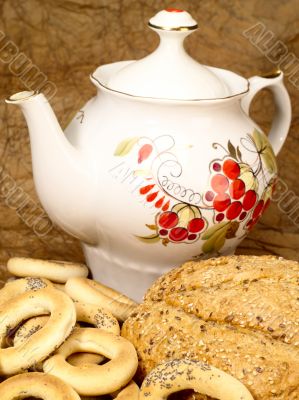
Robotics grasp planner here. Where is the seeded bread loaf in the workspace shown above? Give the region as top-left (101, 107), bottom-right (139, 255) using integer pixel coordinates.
top-left (122, 255), bottom-right (299, 400)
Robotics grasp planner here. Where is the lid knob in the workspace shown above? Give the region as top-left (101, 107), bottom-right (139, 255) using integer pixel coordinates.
top-left (106, 9), bottom-right (230, 100)
top-left (148, 8), bottom-right (198, 31)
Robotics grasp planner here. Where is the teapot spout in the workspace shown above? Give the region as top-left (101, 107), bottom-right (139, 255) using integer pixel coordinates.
top-left (6, 91), bottom-right (97, 244)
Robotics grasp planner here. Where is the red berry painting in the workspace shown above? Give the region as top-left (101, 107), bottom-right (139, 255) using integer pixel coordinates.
top-left (113, 128), bottom-right (277, 254)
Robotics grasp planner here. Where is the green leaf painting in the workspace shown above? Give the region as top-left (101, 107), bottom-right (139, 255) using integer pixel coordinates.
top-left (251, 129), bottom-right (277, 174)
top-left (114, 137), bottom-right (139, 156)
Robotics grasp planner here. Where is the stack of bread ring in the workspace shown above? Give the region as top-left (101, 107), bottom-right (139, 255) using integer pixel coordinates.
top-left (0, 257), bottom-right (254, 400)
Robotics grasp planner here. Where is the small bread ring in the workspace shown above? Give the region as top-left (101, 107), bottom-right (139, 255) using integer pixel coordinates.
top-left (14, 317), bottom-right (81, 349)
top-left (74, 301), bottom-right (120, 334)
top-left (13, 315), bottom-right (49, 347)
top-left (0, 277), bottom-right (53, 306)
top-left (0, 279), bottom-right (52, 347)
top-left (13, 301), bottom-right (119, 341)
top-left (74, 301), bottom-right (118, 365)
top-left (113, 381), bottom-right (139, 399)
top-left (67, 352), bottom-right (104, 367)
top-left (73, 300), bottom-right (114, 365)
top-left (65, 278), bottom-right (137, 321)
top-left (7, 257), bottom-right (89, 283)
top-left (140, 359), bottom-right (254, 400)
top-left (43, 327), bottom-right (138, 396)
top-left (0, 372), bottom-right (80, 399)
top-left (13, 300), bottom-right (118, 347)
top-left (13, 300), bottom-right (118, 366)
top-left (12, 316), bottom-right (49, 372)
top-left (0, 288), bottom-right (76, 375)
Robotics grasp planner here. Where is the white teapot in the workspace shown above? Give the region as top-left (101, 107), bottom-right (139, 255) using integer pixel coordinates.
top-left (6, 9), bottom-right (291, 300)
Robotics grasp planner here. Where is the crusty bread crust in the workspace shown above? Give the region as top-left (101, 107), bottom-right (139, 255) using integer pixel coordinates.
top-left (122, 255), bottom-right (299, 400)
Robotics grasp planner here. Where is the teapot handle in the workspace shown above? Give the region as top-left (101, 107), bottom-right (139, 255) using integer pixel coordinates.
top-left (241, 70), bottom-right (291, 155)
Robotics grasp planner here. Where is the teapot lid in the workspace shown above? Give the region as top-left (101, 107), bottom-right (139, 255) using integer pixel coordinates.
top-left (106, 8), bottom-right (230, 100)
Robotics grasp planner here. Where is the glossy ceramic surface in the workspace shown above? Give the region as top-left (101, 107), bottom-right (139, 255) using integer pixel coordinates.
top-left (6, 9), bottom-right (291, 300)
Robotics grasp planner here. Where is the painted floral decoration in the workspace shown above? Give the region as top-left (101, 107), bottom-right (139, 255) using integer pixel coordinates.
top-left (113, 129), bottom-right (277, 255)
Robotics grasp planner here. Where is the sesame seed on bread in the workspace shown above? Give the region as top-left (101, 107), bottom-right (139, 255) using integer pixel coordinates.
top-left (122, 255), bottom-right (299, 400)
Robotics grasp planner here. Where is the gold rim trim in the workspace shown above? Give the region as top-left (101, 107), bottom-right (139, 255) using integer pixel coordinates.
top-left (262, 69), bottom-right (282, 79)
top-left (6, 90), bottom-right (39, 103)
top-left (148, 21), bottom-right (198, 31)
top-left (90, 73), bottom-right (250, 102)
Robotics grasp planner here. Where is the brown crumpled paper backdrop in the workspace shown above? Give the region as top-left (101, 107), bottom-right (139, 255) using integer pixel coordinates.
top-left (0, 0), bottom-right (298, 282)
